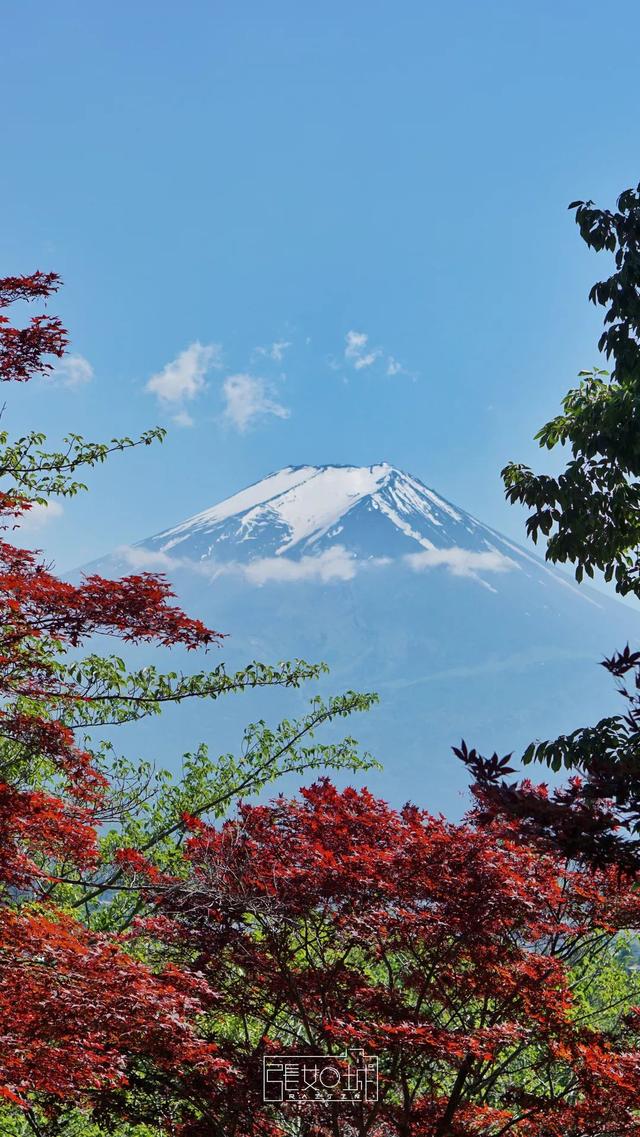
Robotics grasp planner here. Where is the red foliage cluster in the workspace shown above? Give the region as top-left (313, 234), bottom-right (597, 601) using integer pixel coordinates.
top-left (455, 650), bottom-right (640, 875)
top-left (0, 521), bottom-right (222, 887)
top-left (120, 780), bottom-right (640, 1136)
top-left (0, 910), bottom-right (230, 1108)
top-left (0, 273), bottom-right (68, 383)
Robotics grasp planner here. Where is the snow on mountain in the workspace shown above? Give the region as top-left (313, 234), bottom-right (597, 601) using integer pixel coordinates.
top-left (150, 462), bottom-right (479, 557)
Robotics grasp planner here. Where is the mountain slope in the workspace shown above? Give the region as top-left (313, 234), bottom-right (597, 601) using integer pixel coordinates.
top-left (86, 464), bottom-right (638, 813)
top-left (147, 463), bottom-right (496, 561)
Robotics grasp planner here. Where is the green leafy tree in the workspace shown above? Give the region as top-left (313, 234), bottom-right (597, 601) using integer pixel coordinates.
top-left (503, 189), bottom-right (640, 597)
top-left (459, 184), bottom-right (640, 870)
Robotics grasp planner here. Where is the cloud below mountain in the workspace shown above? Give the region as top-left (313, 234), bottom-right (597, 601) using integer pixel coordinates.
top-left (243, 545), bottom-right (359, 583)
top-left (117, 542), bottom-right (360, 583)
top-left (117, 540), bottom-right (516, 588)
top-left (406, 548), bottom-right (516, 578)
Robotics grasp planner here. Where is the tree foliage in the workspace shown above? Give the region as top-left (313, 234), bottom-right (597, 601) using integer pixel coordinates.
top-left (102, 780), bottom-right (640, 1137)
top-left (462, 184), bottom-right (640, 872)
top-left (503, 186), bottom-right (640, 598)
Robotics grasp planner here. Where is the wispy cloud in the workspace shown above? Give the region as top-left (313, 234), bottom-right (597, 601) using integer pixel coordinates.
top-left (18, 500), bottom-right (64, 532)
top-left (119, 543), bottom-right (369, 584)
top-left (244, 546), bottom-right (357, 584)
top-left (344, 330), bottom-right (382, 370)
top-left (343, 331), bottom-right (414, 378)
top-left (172, 409), bottom-right (195, 428)
top-left (344, 330), bottom-right (367, 356)
top-left (386, 356), bottom-right (407, 376)
top-left (52, 354), bottom-right (94, 387)
top-left (255, 340), bottom-right (292, 363)
top-left (146, 342), bottom-right (221, 408)
top-left (118, 542), bottom-right (514, 589)
top-left (405, 548), bottom-right (516, 580)
top-left (222, 373), bottom-right (290, 433)
top-left (117, 545), bottom-right (175, 571)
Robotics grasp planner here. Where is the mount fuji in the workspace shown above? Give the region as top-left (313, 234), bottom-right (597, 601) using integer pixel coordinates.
top-left (138, 463), bottom-right (516, 566)
top-left (86, 464), bottom-right (639, 812)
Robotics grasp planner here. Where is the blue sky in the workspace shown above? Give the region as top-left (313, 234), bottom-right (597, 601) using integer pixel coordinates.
top-left (2, 0), bottom-right (640, 572)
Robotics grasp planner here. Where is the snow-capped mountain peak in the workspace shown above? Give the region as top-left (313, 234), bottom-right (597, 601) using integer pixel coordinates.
top-left (143, 463), bottom-right (494, 564)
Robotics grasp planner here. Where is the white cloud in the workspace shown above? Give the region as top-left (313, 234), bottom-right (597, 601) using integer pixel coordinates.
top-left (118, 542), bottom-right (514, 590)
top-left (117, 545), bottom-right (177, 571)
top-left (342, 331), bottom-right (415, 378)
top-left (344, 330), bottom-right (382, 370)
top-left (355, 350), bottom-right (382, 371)
top-left (404, 548), bottom-right (516, 579)
top-left (119, 546), bottom-right (226, 587)
top-left (146, 342), bottom-right (221, 406)
top-left (52, 354), bottom-right (94, 387)
top-left (243, 546), bottom-right (357, 585)
top-left (345, 330), bottom-right (368, 357)
top-left (255, 340), bottom-right (291, 363)
top-left (18, 500), bottom-right (64, 532)
top-left (119, 544), bottom-right (364, 585)
top-left (222, 373), bottom-right (290, 433)
top-left (172, 410), bottom-right (194, 428)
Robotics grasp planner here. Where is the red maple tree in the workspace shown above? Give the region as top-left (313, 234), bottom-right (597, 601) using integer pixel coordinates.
top-left (0, 273), bottom-right (230, 1113)
top-left (119, 779), bottom-right (640, 1136)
